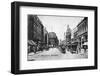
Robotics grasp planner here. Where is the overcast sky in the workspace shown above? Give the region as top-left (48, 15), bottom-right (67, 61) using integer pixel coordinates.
top-left (38, 15), bottom-right (84, 41)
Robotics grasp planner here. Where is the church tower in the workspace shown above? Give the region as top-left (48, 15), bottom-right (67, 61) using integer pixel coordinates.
top-left (66, 25), bottom-right (71, 44)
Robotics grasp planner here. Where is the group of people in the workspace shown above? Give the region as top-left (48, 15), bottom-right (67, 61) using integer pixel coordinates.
top-left (59, 43), bottom-right (88, 54)
top-left (28, 40), bottom-right (88, 55)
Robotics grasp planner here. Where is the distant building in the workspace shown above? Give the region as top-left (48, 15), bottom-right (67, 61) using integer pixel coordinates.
top-left (66, 25), bottom-right (71, 45)
top-left (43, 27), bottom-right (49, 46)
top-left (48, 32), bottom-right (59, 47)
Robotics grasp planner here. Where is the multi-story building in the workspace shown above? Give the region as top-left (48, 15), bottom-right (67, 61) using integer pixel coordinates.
top-left (48, 32), bottom-right (59, 47)
top-left (77, 17), bottom-right (88, 53)
top-left (71, 27), bottom-right (78, 44)
top-left (28, 15), bottom-right (44, 53)
top-left (66, 25), bottom-right (71, 46)
top-left (28, 15), bottom-right (44, 44)
top-left (71, 27), bottom-right (78, 53)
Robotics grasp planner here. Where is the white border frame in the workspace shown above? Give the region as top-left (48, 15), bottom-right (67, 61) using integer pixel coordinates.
top-left (20, 6), bottom-right (95, 70)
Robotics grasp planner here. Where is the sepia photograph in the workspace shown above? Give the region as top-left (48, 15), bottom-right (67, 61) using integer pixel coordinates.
top-left (27, 15), bottom-right (88, 61)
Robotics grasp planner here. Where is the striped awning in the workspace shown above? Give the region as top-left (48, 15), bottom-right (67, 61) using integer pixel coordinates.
top-left (28, 40), bottom-right (36, 45)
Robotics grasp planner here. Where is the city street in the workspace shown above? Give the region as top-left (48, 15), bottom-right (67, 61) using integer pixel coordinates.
top-left (28, 47), bottom-right (88, 61)
top-left (28, 15), bottom-right (88, 61)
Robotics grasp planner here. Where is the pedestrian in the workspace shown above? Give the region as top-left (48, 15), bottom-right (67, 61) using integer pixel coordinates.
top-left (77, 44), bottom-right (81, 54)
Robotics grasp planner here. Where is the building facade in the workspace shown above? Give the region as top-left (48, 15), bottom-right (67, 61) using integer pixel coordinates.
top-left (77, 17), bottom-right (88, 53)
top-left (65, 25), bottom-right (72, 48)
top-left (28, 15), bottom-right (44, 53)
top-left (71, 27), bottom-right (78, 53)
top-left (28, 15), bottom-right (44, 44)
top-left (48, 32), bottom-right (59, 47)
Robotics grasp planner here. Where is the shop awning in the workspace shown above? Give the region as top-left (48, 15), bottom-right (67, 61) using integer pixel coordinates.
top-left (28, 40), bottom-right (36, 45)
